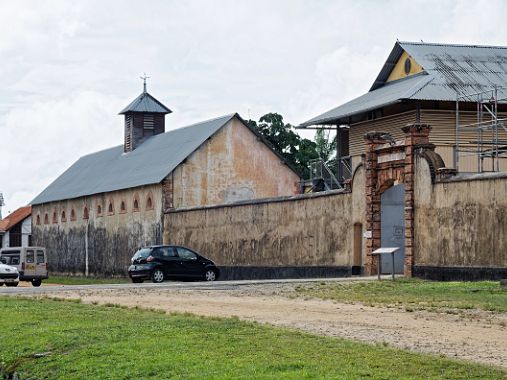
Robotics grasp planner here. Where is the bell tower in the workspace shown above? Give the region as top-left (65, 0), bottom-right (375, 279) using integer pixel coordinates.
top-left (119, 75), bottom-right (172, 152)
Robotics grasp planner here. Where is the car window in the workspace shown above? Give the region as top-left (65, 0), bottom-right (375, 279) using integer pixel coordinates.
top-left (161, 247), bottom-right (177, 258)
top-left (26, 250), bottom-right (35, 264)
top-left (151, 248), bottom-right (163, 258)
top-left (3, 255), bottom-right (20, 265)
top-left (133, 248), bottom-right (151, 260)
top-left (36, 251), bottom-right (45, 264)
top-left (176, 248), bottom-right (197, 260)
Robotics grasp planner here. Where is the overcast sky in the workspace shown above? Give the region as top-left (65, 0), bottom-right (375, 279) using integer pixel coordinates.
top-left (1, 0), bottom-right (506, 214)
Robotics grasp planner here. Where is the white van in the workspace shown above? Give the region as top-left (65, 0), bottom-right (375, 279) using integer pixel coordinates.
top-left (0, 247), bottom-right (48, 287)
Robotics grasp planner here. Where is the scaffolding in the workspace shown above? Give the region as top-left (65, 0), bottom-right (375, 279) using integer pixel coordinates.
top-left (455, 86), bottom-right (507, 173)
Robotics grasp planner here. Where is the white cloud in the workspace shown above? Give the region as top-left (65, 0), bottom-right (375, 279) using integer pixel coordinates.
top-left (1, 0), bottom-right (506, 213)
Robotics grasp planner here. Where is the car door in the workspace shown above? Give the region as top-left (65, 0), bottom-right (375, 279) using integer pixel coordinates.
top-left (159, 247), bottom-right (181, 277)
top-left (175, 247), bottom-right (202, 278)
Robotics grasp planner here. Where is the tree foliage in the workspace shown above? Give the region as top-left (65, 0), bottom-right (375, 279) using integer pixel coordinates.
top-left (248, 113), bottom-right (326, 178)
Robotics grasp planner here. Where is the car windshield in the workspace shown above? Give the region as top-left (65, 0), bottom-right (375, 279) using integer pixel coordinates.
top-left (132, 248), bottom-right (152, 260)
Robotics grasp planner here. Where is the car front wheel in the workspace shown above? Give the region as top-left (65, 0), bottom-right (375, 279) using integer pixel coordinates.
top-left (204, 269), bottom-right (217, 282)
top-left (151, 268), bottom-right (165, 283)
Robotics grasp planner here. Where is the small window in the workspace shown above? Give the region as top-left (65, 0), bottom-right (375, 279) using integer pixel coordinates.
top-left (120, 200), bottom-right (126, 213)
top-left (52, 211), bottom-right (58, 224)
top-left (36, 251), bottom-right (45, 264)
top-left (83, 206), bottom-right (89, 219)
top-left (26, 250), bottom-right (35, 264)
top-left (133, 197), bottom-right (139, 212)
top-left (61, 210), bottom-right (66, 222)
top-left (97, 204), bottom-right (103, 216)
top-left (161, 247), bottom-right (177, 258)
top-left (108, 200), bottom-right (114, 215)
top-left (146, 196), bottom-right (153, 210)
top-left (44, 213), bottom-right (49, 225)
top-left (36, 214), bottom-right (41, 226)
top-left (70, 209), bottom-right (76, 221)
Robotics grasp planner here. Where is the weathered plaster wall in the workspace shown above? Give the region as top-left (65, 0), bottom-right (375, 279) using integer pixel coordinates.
top-left (32, 184), bottom-right (162, 276)
top-left (414, 156), bottom-right (507, 272)
top-left (164, 167), bottom-right (366, 278)
top-left (171, 118), bottom-right (300, 208)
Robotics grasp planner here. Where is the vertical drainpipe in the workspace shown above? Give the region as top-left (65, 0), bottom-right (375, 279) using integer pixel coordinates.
top-left (85, 220), bottom-right (89, 277)
top-left (336, 125), bottom-right (343, 184)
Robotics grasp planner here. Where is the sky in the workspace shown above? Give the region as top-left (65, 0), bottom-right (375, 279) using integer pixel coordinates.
top-left (1, 0), bottom-right (507, 214)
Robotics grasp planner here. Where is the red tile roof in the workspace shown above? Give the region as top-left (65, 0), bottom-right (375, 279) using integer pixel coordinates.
top-left (0, 206), bottom-right (31, 232)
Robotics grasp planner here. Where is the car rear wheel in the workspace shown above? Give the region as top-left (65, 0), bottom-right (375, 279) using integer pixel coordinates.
top-left (151, 268), bottom-right (165, 283)
top-left (32, 279), bottom-right (42, 287)
top-left (204, 269), bottom-right (217, 282)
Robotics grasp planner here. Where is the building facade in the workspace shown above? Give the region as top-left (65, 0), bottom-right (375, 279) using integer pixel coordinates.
top-left (0, 206), bottom-right (32, 249)
top-left (31, 88), bottom-right (300, 275)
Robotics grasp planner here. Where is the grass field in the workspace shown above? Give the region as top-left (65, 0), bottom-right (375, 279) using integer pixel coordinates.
top-left (45, 275), bottom-right (130, 285)
top-left (294, 279), bottom-right (507, 312)
top-left (0, 297), bottom-right (505, 379)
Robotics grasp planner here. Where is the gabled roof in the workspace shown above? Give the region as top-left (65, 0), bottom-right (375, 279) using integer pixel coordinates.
top-left (301, 41), bottom-right (507, 127)
top-left (31, 113), bottom-right (299, 205)
top-left (0, 206), bottom-right (31, 232)
top-left (119, 91), bottom-right (172, 114)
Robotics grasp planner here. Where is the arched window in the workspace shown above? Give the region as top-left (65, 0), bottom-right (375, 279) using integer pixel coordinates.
top-left (107, 199), bottom-right (114, 215)
top-left (97, 204), bottom-right (102, 216)
top-left (146, 196), bottom-right (153, 210)
top-left (36, 214), bottom-right (41, 226)
top-left (133, 195), bottom-right (139, 212)
top-left (70, 208), bottom-right (76, 221)
top-left (61, 210), bottom-right (67, 222)
top-left (44, 213), bottom-right (49, 225)
top-left (52, 210), bottom-right (58, 224)
top-left (120, 200), bottom-right (126, 213)
top-left (83, 206), bottom-right (89, 219)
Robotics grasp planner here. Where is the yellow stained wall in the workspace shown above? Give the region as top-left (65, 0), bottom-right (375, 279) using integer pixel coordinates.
top-left (171, 117), bottom-right (300, 208)
top-left (386, 51), bottom-right (424, 82)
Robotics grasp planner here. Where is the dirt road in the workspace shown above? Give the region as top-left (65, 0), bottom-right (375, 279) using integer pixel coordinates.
top-left (28, 281), bottom-right (507, 369)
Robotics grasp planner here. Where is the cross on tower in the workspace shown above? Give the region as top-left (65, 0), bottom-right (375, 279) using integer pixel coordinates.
top-left (140, 73), bottom-right (150, 93)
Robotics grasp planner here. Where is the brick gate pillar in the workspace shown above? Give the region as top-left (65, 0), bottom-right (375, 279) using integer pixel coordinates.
top-left (363, 132), bottom-right (387, 276)
top-left (402, 123), bottom-right (431, 277)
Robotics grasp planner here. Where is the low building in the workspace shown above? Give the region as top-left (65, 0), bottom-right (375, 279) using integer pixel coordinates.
top-left (31, 86), bottom-right (300, 275)
top-left (0, 206), bottom-right (32, 248)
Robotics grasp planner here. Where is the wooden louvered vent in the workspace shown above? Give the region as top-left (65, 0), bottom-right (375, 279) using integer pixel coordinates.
top-left (125, 114), bottom-right (132, 152)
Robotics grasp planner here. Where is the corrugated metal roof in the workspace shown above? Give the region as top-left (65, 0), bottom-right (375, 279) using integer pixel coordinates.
top-left (119, 91), bottom-right (172, 114)
top-left (301, 41), bottom-right (507, 127)
top-left (31, 114), bottom-right (236, 205)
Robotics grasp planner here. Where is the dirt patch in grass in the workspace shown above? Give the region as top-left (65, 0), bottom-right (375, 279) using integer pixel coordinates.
top-left (35, 281), bottom-right (507, 369)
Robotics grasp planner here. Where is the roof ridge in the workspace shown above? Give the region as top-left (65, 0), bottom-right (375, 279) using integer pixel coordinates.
top-left (399, 41), bottom-right (507, 50)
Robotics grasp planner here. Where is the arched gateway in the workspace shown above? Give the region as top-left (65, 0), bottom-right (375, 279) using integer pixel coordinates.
top-left (363, 124), bottom-right (443, 277)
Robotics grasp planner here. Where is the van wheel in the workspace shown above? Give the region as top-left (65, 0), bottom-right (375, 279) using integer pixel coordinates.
top-left (6, 283), bottom-right (18, 287)
top-left (151, 269), bottom-right (165, 283)
top-left (31, 279), bottom-right (42, 287)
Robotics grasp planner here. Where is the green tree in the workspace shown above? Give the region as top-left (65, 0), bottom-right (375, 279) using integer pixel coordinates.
top-left (314, 128), bottom-right (336, 163)
top-left (247, 113), bottom-right (319, 178)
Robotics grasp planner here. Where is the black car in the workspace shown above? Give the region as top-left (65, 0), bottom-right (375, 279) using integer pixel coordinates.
top-left (128, 245), bottom-right (220, 283)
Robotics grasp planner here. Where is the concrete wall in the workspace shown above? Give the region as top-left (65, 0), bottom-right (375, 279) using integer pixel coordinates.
top-left (170, 117), bottom-right (300, 208)
top-left (164, 166), bottom-right (366, 279)
top-left (32, 184), bottom-right (163, 276)
top-left (414, 156), bottom-right (507, 279)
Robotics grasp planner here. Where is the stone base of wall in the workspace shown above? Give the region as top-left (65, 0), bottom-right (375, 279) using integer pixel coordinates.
top-left (413, 265), bottom-right (507, 281)
top-left (218, 266), bottom-right (352, 281)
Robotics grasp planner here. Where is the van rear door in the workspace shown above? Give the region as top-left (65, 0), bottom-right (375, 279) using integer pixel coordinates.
top-left (35, 249), bottom-right (48, 278)
top-left (24, 249), bottom-right (37, 278)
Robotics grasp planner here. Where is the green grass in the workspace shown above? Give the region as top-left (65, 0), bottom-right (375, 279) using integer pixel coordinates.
top-left (294, 279), bottom-right (507, 312)
top-left (0, 298), bottom-right (505, 379)
top-left (46, 275), bottom-right (130, 285)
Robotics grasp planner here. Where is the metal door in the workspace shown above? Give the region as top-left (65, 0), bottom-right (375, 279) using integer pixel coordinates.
top-left (380, 184), bottom-right (405, 274)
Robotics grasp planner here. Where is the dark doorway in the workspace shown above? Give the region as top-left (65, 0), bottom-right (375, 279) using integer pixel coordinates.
top-left (380, 184), bottom-right (405, 274)
top-left (352, 223), bottom-right (363, 275)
